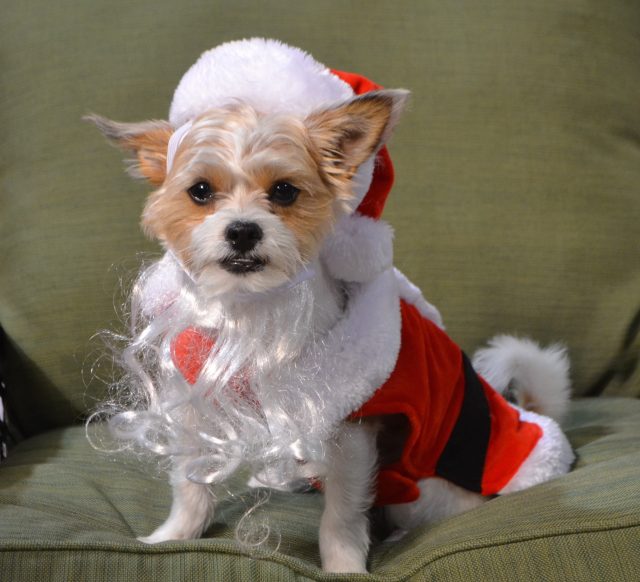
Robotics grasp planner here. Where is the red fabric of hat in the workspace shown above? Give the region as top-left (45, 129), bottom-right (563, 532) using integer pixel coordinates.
top-left (330, 69), bottom-right (395, 220)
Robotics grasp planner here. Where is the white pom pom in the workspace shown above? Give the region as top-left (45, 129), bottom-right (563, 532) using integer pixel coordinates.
top-left (321, 213), bottom-right (394, 282)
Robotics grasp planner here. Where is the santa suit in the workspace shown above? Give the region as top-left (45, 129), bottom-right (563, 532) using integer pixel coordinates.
top-left (168, 46), bottom-right (573, 506)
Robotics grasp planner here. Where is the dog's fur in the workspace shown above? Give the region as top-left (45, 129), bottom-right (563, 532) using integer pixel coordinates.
top-left (89, 88), bottom-right (570, 573)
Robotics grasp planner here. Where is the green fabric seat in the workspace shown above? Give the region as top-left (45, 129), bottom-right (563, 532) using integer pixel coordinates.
top-left (1, 0), bottom-right (639, 579)
top-left (0, 399), bottom-right (638, 581)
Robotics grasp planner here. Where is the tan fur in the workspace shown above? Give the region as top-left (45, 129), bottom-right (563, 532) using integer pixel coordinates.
top-left (135, 107), bottom-right (340, 267)
top-left (128, 125), bottom-right (173, 185)
top-left (520, 391), bottom-right (542, 414)
top-left (84, 115), bottom-right (172, 185)
top-left (306, 92), bottom-right (404, 186)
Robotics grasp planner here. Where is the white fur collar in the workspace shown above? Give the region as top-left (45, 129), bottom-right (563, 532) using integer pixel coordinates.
top-left (286, 267), bottom-right (402, 437)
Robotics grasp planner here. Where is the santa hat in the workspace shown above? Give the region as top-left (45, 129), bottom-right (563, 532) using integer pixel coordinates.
top-left (167, 39), bottom-right (396, 282)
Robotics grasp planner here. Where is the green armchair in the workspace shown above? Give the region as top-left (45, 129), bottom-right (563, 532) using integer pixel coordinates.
top-left (1, 1), bottom-right (639, 580)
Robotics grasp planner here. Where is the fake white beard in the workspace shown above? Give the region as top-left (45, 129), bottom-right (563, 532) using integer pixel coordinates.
top-left (88, 253), bottom-right (342, 494)
top-left (89, 249), bottom-right (403, 510)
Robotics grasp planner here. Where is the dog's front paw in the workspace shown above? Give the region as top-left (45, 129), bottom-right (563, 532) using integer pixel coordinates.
top-left (137, 534), bottom-right (163, 544)
top-left (137, 530), bottom-right (176, 544)
top-left (137, 523), bottom-right (194, 544)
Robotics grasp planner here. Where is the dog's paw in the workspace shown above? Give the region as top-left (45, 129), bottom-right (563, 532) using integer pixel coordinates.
top-left (137, 532), bottom-right (172, 544)
top-left (137, 525), bottom-right (186, 544)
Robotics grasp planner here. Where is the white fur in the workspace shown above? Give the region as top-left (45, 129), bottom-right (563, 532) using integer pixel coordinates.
top-left (322, 213), bottom-right (394, 282)
top-left (498, 407), bottom-right (575, 494)
top-left (385, 477), bottom-right (487, 536)
top-left (170, 38), bottom-right (353, 126)
top-left (190, 206), bottom-right (302, 297)
top-left (134, 253), bottom-right (184, 319)
top-left (296, 268), bottom-right (401, 430)
top-left (320, 213), bottom-right (443, 326)
top-left (472, 335), bottom-right (571, 422)
top-left (393, 267), bottom-right (444, 329)
top-left (138, 461), bottom-right (216, 543)
top-left (319, 422), bottom-right (379, 573)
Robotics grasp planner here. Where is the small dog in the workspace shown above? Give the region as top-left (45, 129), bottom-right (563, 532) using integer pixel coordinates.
top-left (88, 39), bottom-right (573, 573)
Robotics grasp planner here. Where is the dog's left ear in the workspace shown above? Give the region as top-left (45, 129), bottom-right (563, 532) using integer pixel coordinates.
top-left (84, 114), bottom-right (173, 186)
top-left (306, 89), bottom-right (409, 182)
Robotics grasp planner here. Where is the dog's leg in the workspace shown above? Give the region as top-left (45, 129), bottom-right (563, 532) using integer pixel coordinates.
top-left (319, 421), bottom-right (378, 573)
top-left (138, 462), bottom-right (215, 544)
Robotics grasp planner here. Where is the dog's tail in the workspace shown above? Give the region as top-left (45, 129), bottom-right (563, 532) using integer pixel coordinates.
top-left (472, 335), bottom-right (571, 423)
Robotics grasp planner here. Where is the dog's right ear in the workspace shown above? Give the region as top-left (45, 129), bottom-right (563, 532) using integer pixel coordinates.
top-left (84, 114), bottom-right (173, 186)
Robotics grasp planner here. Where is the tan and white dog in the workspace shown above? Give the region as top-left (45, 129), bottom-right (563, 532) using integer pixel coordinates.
top-left (88, 39), bottom-right (573, 573)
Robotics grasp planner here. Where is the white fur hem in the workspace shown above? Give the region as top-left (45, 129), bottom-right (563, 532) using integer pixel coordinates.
top-left (499, 407), bottom-right (574, 494)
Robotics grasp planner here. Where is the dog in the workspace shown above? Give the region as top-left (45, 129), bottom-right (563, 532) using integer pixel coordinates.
top-left (87, 39), bottom-right (574, 573)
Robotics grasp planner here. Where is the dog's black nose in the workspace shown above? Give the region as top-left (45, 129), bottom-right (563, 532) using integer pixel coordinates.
top-left (225, 221), bottom-right (263, 253)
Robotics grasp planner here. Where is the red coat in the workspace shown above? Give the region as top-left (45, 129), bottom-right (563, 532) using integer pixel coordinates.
top-left (349, 300), bottom-right (542, 506)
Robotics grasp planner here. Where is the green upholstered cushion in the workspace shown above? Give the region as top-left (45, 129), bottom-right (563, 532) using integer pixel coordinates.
top-left (1, 2), bottom-right (639, 427)
top-left (0, 398), bottom-right (638, 580)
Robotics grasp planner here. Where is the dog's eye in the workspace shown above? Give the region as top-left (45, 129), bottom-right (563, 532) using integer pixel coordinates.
top-left (187, 181), bottom-right (214, 204)
top-left (268, 181), bottom-right (300, 206)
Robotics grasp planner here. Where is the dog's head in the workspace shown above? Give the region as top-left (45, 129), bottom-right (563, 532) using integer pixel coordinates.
top-left (88, 90), bottom-right (407, 297)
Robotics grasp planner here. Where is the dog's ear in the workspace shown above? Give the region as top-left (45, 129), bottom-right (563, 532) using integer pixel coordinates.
top-left (84, 114), bottom-right (173, 186)
top-left (305, 89), bottom-right (409, 182)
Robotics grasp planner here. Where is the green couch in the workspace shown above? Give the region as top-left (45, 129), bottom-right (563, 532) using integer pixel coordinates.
top-left (1, 1), bottom-right (639, 580)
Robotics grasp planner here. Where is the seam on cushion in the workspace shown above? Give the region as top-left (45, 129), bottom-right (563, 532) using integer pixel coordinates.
top-left (384, 522), bottom-right (640, 582)
top-left (0, 521), bottom-right (639, 581)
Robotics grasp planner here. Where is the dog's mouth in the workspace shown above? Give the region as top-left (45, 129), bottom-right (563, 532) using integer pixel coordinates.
top-left (219, 255), bottom-right (267, 274)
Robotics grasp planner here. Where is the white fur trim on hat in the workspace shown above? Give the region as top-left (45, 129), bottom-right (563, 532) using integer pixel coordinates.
top-left (169, 38), bottom-right (354, 126)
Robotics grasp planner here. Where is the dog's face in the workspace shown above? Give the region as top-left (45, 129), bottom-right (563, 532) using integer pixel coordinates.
top-left (89, 91), bottom-right (407, 296)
